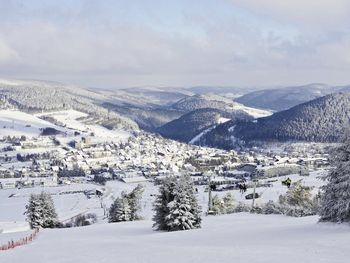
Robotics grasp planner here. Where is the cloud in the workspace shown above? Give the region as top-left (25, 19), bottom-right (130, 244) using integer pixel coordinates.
top-left (0, 0), bottom-right (350, 87)
top-left (227, 0), bottom-right (350, 30)
top-left (0, 40), bottom-right (19, 65)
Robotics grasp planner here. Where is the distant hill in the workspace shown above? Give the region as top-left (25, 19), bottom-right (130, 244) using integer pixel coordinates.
top-left (171, 94), bottom-right (230, 112)
top-left (187, 86), bottom-right (257, 98)
top-left (0, 79), bottom-right (138, 131)
top-left (235, 83), bottom-right (350, 111)
top-left (198, 93), bottom-right (350, 149)
top-left (156, 94), bottom-right (271, 143)
top-left (157, 108), bottom-right (252, 143)
top-left (171, 94), bottom-right (271, 117)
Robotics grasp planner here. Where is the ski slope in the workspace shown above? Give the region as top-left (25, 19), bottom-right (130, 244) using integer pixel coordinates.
top-left (1, 213), bottom-right (350, 263)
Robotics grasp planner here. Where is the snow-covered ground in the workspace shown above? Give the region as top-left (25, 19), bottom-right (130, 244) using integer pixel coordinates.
top-left (1, 213), bottom-right (350, 263)
top-left (0, 110), bottom-right (66, 138)
top-left (0, 170), bottom-right (326, 230)
top-left (37, 109), bottom-right (131, 142)
top-left (1, 170), bottom-right (338, 263)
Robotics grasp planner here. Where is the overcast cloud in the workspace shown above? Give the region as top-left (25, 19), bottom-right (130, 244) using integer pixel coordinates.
top-left (0, 0), bottom-right (349, 88)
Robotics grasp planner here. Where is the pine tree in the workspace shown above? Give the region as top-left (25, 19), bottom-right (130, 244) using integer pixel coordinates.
top-left (319, 139), bottom-right (350, 222)
top-left (108, 196), bottom-right (131, 222)
top-left (153, 177), bottom-right (177, 230)
top-left (25, 192), bottom-right (58, 228)
top-left (126, 184), bottom-right (144, 221)
top-left (153, 176), bottom-right (201, 231)
top-left (181, 175), bottom-right (201, 228)
top-left (25, 194), bottom-right (43, 229)
top-left (40, 192), bottom-right (58, 228)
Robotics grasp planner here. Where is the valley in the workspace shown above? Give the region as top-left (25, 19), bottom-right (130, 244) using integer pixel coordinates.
top-left (0, 79), bottom-right (348, 262)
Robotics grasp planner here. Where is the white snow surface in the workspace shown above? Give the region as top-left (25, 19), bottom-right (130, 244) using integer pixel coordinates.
top-left (0, 110), bottom-right (66, 138)
top-left (36, 109), bottom-right (131, 141)
top-left (1, 213), bottom-right (350, 263)
top-left (189, 125), bottom-right (217, 144)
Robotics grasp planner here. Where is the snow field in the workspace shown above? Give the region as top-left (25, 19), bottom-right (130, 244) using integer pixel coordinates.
top-left (36, 109), bottom-right (131, 142)
top-left (1, 213), bottom-right (350, 263)
top-left (0, 110), bottom-right (67, 138)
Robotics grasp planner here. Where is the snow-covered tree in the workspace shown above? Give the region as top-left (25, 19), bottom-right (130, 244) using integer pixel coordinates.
top-left (25, 194), bottom-right (43, 229)
top-left (153, 177), bottom-right (177, 230)
top-left (234, 202), bottom-right (251, 213)
top-left (212, 195), bottom-right (226, 215)
top-left (319, 139), bottom-right (350, 222)
top-left (25, 192), bottom-right (58, 228)
top-left (279, 180), bottom-right (315, 217)
top-left (223, 193), bottom-right (235, 213)
top-left (262, 200), bottom-right (282, 215)
top-left (108, 196), bottom-right (131, 223)
top-left (153, 176), bottom-right (201, 231)
top-left (126, 184), bottom-right (144, 221)
top-left (39, 192), bottom-right (58, 228)
top-left (210, 193), bottom-right (235, 215)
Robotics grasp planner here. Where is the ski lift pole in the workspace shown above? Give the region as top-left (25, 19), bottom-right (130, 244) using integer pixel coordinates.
top-left (208, 175), bottom-right (213, 213)
top-left (252, 178), bottom-right (257, 209)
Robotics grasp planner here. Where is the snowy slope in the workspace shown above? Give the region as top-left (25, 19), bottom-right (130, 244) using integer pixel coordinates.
top-left (37, 110), bottom-right (131, 142)
top-left (0, 110), bottom-right (67, 138)
top-left (1, 213), bottom-right (350, 263)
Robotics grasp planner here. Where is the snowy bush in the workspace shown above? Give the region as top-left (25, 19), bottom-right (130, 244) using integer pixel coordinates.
top-left (210, 193), bottom-right (236, 215)
top-left (234, 202), bottom-right (251, 213)
top-left (278, 180), bottom-right (316, 217)
top-left (73, 213), bottom-right (97, 227)
top-left (250, 204), bottom-right (263, 214)
top-left (261, 200), bottom-right (283, 215)
top-left (211, 195), bottom-right (226, 215)
top-left (153, 175), bottom-right (201, 231)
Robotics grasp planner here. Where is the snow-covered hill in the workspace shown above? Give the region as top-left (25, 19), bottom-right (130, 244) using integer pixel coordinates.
top-left (0, 79), bottom-right (139, 131)
top-left (0, 110), bottom-right (67, 138)
top-left (171, 94), bottom-right (271, 118)
top-left (1, 213), bottom-right (349, 263)
top-left (235, 83), bottom-right (350, 111)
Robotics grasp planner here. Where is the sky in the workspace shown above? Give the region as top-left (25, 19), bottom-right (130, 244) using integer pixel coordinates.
top-left (0, 0), bottom-right (350, 89)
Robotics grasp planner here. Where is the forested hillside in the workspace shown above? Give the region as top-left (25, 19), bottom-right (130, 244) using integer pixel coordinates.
top-left (199, 93), bottom-right (350, 149)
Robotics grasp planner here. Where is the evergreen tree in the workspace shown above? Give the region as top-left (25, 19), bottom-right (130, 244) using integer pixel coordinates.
top-left (319, 139), bottom-right (350, 222)
top-left (126, 184), bottom-right (144, 221)
top-left (40, 192), bottom-right (58, 228)
top-left (153, 177), bottom-right (177, 230)
top-left (153, 176), bottom-right (201, 231)
top-left (181, 176), bottom-right (201, 228)
top-left (108, 196), bottom-right (131, 222)
top-left (25, 194), bottom-right (43, 229)
top-left (25, 192), bottom-right (58, 228)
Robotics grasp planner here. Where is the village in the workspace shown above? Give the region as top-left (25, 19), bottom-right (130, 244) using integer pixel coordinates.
top-left (0, 121), bottom-right (331, 192)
